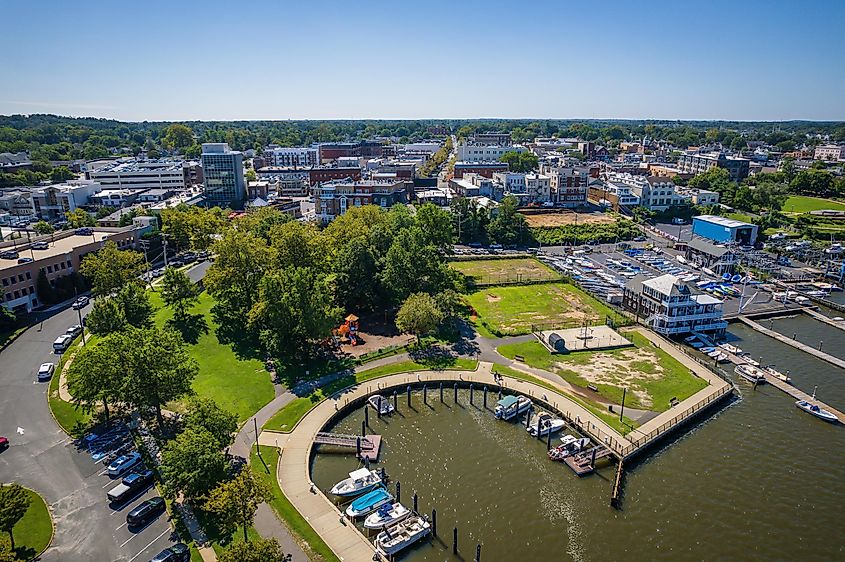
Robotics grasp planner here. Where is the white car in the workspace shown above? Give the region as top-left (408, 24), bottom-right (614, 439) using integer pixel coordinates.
top-left (107, 452), bottom-right (143, 477)
top-left (37, 362), bottom-right (55, 382)
top-left (53, 334), bottom-right (72, 352)
top-left (65, 324), bottom-right (83, 338)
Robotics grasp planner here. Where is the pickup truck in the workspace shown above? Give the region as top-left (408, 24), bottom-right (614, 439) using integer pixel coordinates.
top-left (107, 469), bottom-right (154, 504)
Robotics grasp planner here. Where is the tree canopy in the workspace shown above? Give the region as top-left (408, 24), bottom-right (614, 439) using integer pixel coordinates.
top-left (79, 241), bottom-right (145, 296)
top-left (396, 293), bottom-right (445, 342)
top-left (204, 469), bottom-right (271, 542)
top-left (0, 484), bottom-right (31, 551)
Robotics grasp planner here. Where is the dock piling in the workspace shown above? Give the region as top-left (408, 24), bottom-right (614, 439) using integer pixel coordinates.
top-left (453, 527), bottom-right (458, 554)
top-left (470, 384), bottom-right (474, 405)
top-left (413, 492), bottom-right (418, 513)
top-left (356, 437), bottom-right (361, 457)
top-left (454, 383), bottom-right (458, 403)
top-left (546, 428), bottom-right (552, 449)
top-left (483, 386), bottom-right (487, 408)
top-left (393, 390), bottom-right (397, 411)
top-left (525, 409), bottom-right (532, 429)
top-left (407, 385), bottom-right (411, 408)
top-left (431, 509), bottom-right (437, 536)
top-left (396, 481), bottom-right (401, 503)
top-left (365, 405), bottom-right (369, 426)
top-left (439, 382), bottom-right (443, 402)
top-left (361, 420), bottom-right (366, 437)
top-left (423, 384), bottom-right (427, 405)
top-left (476, 543), bottom-right (481, 562)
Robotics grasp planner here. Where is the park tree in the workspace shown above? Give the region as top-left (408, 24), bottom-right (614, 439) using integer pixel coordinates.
top-left (218, 538), bottom-right (286, 562)
top-left (118, 326), bottom-right (199, 427)
top-left (380, 227), bottom-right (455, 303)
top-left (332, 237), bottom-right (380, 312)
top-left (66, 336), bottom-right (125, 422)
top-left (268, 220), bottom-right (325, 272)
top-left (415, 203), bottom-right (454, 251)
top-left (161, 123), bottom-right (195, 151)
top-left (79, 241), bottom-right (145, 296)
top-left (85, 297), bottom-right (128, 336)
top-left (486, 196), bottom-right (528, 246)
top-left (183, 397), bottom-right (237, 448)
top-left (790, 169), bottom-right (836, 198)
top-left (86, 282), bottom-right (154, 335)
top-left (32, 221), bottom-right (54, 236)
top-left (205, 469), bottom-right (272, 542)
top-left (0, 484), bottom-right (31, 551)
top-left (395, 292), bottom-right (444, 343)
top-left (160, 267), bottom-right (199, 320)
top-left (65, 208), bottom-right (95, 228)
top-left (160, 428), bottom-right (228, 500)
top-left (161, 205), bottom-right (226, 252)
top-left (248, 266), bottom-right (340, 358)
top-left (0, 536), bottom-right (16, 562)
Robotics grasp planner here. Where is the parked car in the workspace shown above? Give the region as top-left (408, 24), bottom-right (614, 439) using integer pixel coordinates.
top-left (72, 296), bottom-right (90, 310)
top-left (107, 451), bottom-right (143, 477)
top-left (107, 469), bottom-right (155, 504)
top-left (489, 243), bottom-right (503, 250)
top-left (66, 324), bottom-right (83, 338)
top-left (468, 242), bottom-right (482, 248)
top-left (17, 257), bottom-right (33, 264)
top-left (150, 543), bottom-right (190, 562)
top-left (53, 334), bottom-right (72, 352)
top-left (633, 236), bottom-right (647, 242)
top-left (76, 227), bottom-right (94, 236)
top-left (0, 436), bottom-right (8, 450)
top-left (32, 241), bottom-right (49, 250)
top-left (126, 496), bottom-right (166, 528)
top-left (37, 362), bottom-right (55, 382)
top-left (0, 250), bottom-right (19, 260)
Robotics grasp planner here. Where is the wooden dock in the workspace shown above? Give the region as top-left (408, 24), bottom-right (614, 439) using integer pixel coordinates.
top-left (564, 445), bottom-right (612, 476)
top-left (762, 374), bottom-right (845, 423)
top-left (314, 432), bottom-right (383, 461)
top-left (737, 316), bottom-right (845, 370)
top-left (803, 308), bottom-right (845, 332)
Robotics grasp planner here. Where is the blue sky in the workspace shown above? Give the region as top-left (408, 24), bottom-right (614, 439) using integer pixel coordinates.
top-left (2, 0), bottom-right (844, 121)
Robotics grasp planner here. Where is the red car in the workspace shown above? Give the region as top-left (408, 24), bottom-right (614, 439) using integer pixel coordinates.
top-left (0, 436), bottom-right (8, 450)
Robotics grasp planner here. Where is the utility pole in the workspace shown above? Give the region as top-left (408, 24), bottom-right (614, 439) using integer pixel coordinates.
top-left (74, 286), bottom-right (87, 345)
top-left (161, 234), bottom-right (169, 268)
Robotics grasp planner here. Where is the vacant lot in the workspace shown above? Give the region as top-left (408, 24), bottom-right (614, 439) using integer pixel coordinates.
top-left (523, 211), bottom-right (617, 228)
top-left (450, 258), bottom-right (559, 284)
top-left (498, 330), bottom-right (706, 411)
top-left (782, 195), bottom-right (845, 213)
top-left (466, 282), bottom-right (613, 336)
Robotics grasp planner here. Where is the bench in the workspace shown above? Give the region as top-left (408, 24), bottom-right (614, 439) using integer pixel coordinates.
top-left (514, 354), bottom-right (525, 362)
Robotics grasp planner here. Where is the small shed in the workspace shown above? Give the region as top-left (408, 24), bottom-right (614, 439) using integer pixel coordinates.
top-left (547, 332), bottom-right (568, 354)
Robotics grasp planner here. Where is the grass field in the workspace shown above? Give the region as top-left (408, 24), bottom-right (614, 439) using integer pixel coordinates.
top-left (450, 258), bottom-right (560, 285)
top-left (9, 487), bottom-right (53, 560)
top-left (782, 195), bottom-right (845, 213)
top-left (150, 291), bottom-right (275, 422)
top-left (726, 212), bottom-right (754, 223)
top-left (497, 331), bottom-right (705, 412)
top-left (466, 282), bottom-right (614, 336)
top-left (491, 363), bottom-right (635, 435)
top-left (263, 356), bottom-right (478, 432)
top-left (48, 335), bottom-right (93, 437)
top-left (251, 446), bottom-right (339, 562)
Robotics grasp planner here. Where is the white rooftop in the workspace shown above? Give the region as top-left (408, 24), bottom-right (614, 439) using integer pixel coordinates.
top-left (694, 215), bottom-right (753, 228)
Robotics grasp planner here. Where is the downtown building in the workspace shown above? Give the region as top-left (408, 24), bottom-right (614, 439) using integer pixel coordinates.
top-left (201, 143), bottom-right (246, 208)
top-left (622, 274), bottom-right (727, 336)
top-left (313, 179), bottom-right (412, 223)
top-left (677, 151), bottom-right (750, 181)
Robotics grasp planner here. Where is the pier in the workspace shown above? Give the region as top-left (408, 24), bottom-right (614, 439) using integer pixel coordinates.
top-left (737, 316), bottom-right (845, 370)
top-left (564, 445), bottom-right (613, 476)
top-left (313, 432), bottom-right (383, 461)
top-left (761, 373), bottom-right (845, 423)
top-left (803, 308), bottom-right (845, 332)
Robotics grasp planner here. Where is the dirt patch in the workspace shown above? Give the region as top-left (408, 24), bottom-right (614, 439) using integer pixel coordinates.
top-left (486, 294), bottom-right (502, 302)
top-left (524, 212), bottom-right (617, 228)
top-left (555, 348), bottom-right (665, 408)
top-left (340, 331), bottom-right (413, 358)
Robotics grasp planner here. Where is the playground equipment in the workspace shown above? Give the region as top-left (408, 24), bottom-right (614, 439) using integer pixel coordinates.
top-left (337, 314), bottom-right (361, 346)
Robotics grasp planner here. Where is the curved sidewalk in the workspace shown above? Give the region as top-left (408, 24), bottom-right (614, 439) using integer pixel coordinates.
top-left (264, 362), bottom-right (635, 562)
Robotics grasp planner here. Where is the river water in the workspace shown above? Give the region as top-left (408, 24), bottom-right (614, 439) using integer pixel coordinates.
top-left (312, 324), bottom-right (845, 561)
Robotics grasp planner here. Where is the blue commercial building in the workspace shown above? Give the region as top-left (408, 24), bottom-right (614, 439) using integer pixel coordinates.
top-left (201, 143), bottom-right (245, 208)
top-left (691, 215), bottom-right (758, 246)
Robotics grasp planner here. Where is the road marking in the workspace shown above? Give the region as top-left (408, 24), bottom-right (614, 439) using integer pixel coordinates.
top-left (115, 521), bottom-right (127, 531)
top-left (103, 480), bottom-right (116, 489)
top-left (125, 528), bottom-right (170, 560)
top-left (16, 427), bottom-right (24, 435)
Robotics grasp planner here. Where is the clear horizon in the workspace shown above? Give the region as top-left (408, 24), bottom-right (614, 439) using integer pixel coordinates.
top-left (2, 0), bottom-right (844, 122)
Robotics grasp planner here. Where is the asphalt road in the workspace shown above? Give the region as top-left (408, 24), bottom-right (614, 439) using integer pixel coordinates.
top-left (0, 301), bottom-right (179, 562)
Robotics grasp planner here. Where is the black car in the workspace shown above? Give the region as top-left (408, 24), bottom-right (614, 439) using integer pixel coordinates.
top-left (126, 497), bottom-right (166, 528)
top-left (150, 543), bottom-right (189, 562)
top-left (0, 250), bottom-right (19, 260)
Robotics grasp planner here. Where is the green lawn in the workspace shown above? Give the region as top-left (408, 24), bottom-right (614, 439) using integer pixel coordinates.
top-left (497, 331), bottom-right (705, 412)
top-left (782, 195), bottom-right (845, 213)
top-left (491, 363), bottom-right (635, 435)
top-left (149, 291), bottom-right (275, 422)
top-left (726, 212), bottom-right (754, 223)
top-left (48, 335), bottom-right (93, 437)
top-left (263, 357), bottom-right (478, 432)
top-left (10, 487), bottom-right (53, 560)
top-left (251, 446), bottom-right (339, 562)
top-left (466, 282), bottom-right (615, 336)
top-left (450, 258), bottom-right (560, 285)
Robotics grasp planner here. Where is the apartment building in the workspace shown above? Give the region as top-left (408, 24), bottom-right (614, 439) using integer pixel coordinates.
top-left (677, 151), bottom-right (750, 181)
top-left (313, 179), bottom-right (412, 222)
top-left (492, 172), bottom-right (526, 194)
top-left (524, 173), bottom-right (551, 203)
top-left (622, 274), bottom-right (727, 336)
top-left (89, 159), bottom-right (189, 191)
top-left (453, 161), bottom-right (509, 179)
top-left (814, 144), bottom-right (845, 162)
top-left (539, 163), bottom-right (590, 207)
top-left (606, 173), bottom-right (688, 211)
top-left (318, 141), bottom-right (384, 162)
top-left (201, 143), bottom-right (245, 207)
top-left (449, 173), bottom-right (498, 199)
top-left (588, 180), bottom-right (640, 209)
top-left (264, 146), bottom-right (319, 167)
top-left (0, 228), bottom-right (139, 313)
top-left (456, 142), bottom-right (523, 162)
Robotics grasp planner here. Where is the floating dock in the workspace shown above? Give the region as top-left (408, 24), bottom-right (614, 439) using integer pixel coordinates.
top-left (762, 373), bottom-right (845, 423)
top-left (314, 432), bottom-right (383, 461)
top-left (564, 445), bottom-right (612, 476)
top-left (737, 316), bottom-right (845, 370)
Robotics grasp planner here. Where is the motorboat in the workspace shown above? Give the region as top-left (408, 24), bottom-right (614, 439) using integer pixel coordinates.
top-left (795, 387), bottom-right (838, 423)
top-left (345, 486), bottom-right (393, 518)
top-left (700, 346), bottom-right (716, 353)
top-left (368, 395), bottom-right (394, 415)
top-left (375, 515), bottom-right (432, 556)
top-left (330, 468), bottom-right (384, 497)
top-left (683, 335), bottom-right (699, 343)
top-left (763, 366), bottom-right (791, 384)
top-left (735, 364), bottom-right (767, 385)
top-left (527, 413), bottom-right (566, 437)
top-left (731, 274), bottom-right (742, 283)
top-left (548, 435), bottom-right (591, 461)
top-left (719, 343), bottom-right (743, 355)
top-left (363, 502), bottom-right (412, 530)
top-left (494, 395), bottom-right (532, 420)
top-left (689, 341), bottom-right (706, 349)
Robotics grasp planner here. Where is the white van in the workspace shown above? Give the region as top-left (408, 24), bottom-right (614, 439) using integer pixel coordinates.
top-left (53, 334), bottom-right (72, 352)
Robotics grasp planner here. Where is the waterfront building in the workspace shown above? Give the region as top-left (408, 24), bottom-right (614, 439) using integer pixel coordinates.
top-left (201, 143), bottom-right (245, 207)
top-left (691, 215), bottom-right (758, 245)
top-left (622, 274), bottom-right (727, 336)
top-left (684, 238), bottom-right (741, 275)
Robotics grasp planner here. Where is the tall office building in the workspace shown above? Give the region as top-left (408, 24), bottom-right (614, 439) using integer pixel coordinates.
top-left (201, 143), bottom-right (245, 207)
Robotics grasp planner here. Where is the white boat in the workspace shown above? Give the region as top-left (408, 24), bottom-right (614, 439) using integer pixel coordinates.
top-left (527, 413), bottom-right (566, 437)
top-left (548, 435), bottom-right (591, 461)
top-left (330, 468), bottom-right (383, 497)
top-left (494, 395), bottom-right (532, 420)
top-left (375, 515), bottom-right (431, 556)
top-left (368, 395), bottom-right (394, 415)
top-left (363, 502), bottom-right (412, 530)
top-left (795, 387), bottom-right (838, 423)
top-left (763, 366), bottom-right (791, 384)
top-left (735, 364), bottom-right (767, 385)
top-left (719, 343), bottom-right (743, 355)
top-left (702, 267), bottom-right (716, 277)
